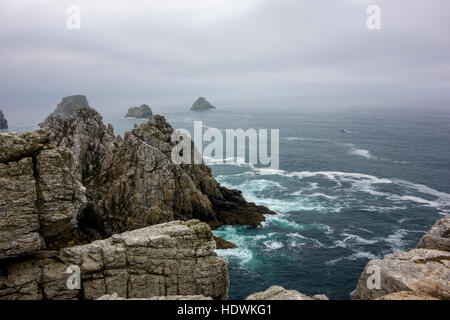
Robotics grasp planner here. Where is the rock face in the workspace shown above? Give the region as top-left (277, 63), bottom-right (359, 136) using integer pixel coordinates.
top-left (0, 96), bottom-right (277, 300)
top-left (45, 95), bottom-right (90, 120)
top-left (350, 216), bottom-right (450, 300)
top-left (191, 97), bottom-right (216, 111)
top-left (41, 104), bottom-right (274, 237)
top-left (417, 216), bottom-right (450, 251)
top-left (0, 131), bottom-right (87, 259)
top-left (125, 104), bottom-right (153, 118)
top-left (245, 286), bottom-right (329, 300)
top-left (40, 106), bottom-right (118, 181)
top-left (0, 220), bottom-right (228, 300)
top-left (0, 110), bottom-right (8, 130)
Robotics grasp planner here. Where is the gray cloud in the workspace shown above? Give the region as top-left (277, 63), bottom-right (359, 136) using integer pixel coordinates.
top-left (1, 0), bottom-right (450, 124)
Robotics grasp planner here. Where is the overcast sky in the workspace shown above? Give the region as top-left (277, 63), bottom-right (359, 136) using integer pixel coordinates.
top-left (1, 0), bottom-right (450, 124)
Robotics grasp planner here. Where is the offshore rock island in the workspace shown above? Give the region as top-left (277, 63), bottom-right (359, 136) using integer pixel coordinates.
top-left (0, 110), bottom-right (8, 130)
top-left (45, 95), bottom-right (90, 120)
top-left (125, 104), bottom-right (153, 118)
top-left (191, 97), bottom-right (216, 111)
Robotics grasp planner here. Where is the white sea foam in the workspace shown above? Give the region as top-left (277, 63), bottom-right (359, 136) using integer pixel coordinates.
top-left (262, 215), bottom-right (307, 230)
top-left (384, 229), bottom-right (408, 253)
top-left (215, 247), bottom-right (254, 265)
top-left (349, 148), bottom-right (376, 159)
top-left (326, 251), bottom-right (378, 266)
top-left (332, 231), bottom-right (379, 248)
top-left (313, 223), bottom-right (334, 234)
top-left (285, 137), bottom-right (332, 143)
top-left (231, 169), bottom-right (450, 214)
top-left (287, 233), bottom-right (324, 248)
top-left (263, 240), bottom-right (284, 250)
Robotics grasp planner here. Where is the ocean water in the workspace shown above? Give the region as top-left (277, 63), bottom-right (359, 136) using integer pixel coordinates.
top-left (5, 108), bottom-right (450, 300)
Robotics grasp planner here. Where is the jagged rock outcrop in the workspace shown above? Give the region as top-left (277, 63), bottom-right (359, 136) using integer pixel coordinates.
top-left (417, 216), bottom-right (450, 251)
top-left (351, 216), bottom-right (450, 300)
top-left (0, 220), bottom-right (228, 300)
top-left (40, 103), bottom-right (274, 237)
top-left (0, 131), bottom-right (87, 259)
top-left (125, 104), bottom-right (153, 118)
top-left (191, 97), bottom-right (216, 111)
top-left (245, 286), bottom-right (329, 300)
top-left (44, 95), bottom-right (90, 120)
top-left (40, 106), bottom-right (118, 181)
top-left (0, 110), bottom-right (8, 130)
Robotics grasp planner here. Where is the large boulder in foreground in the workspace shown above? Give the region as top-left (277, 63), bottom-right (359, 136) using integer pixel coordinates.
top-left (0, 110), bottom-right (8, 130)
top-left (0, 220), bottom-right (229, 300)
top-left (351, 216), bottom-right (450, 300)
top-left (125, 104), bottom-right (153, 118)
top-left (191, 97), bottom-right (216, 111)
top-left (0, 131), bottom-right (87, 259)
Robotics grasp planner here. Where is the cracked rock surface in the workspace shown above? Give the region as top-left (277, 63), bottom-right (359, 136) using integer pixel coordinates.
top-left (0, 131), bottom-right (86, 259)
top-left (0, 220), bottom-right (228, 300)
top-left (351, 216), bottom-right (450, 300)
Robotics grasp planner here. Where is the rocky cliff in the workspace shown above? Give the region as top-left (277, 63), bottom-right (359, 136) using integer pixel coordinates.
top-left (0, 96), bottom-right (279, 300)
top-left (191, 97), bottom-right (216, 111)
top-left (40, 104), bottom-right (274, 237)
top-left (125, 104), bottom-right (153, 118)
top-left (0, 94), bottom-right (284, 300)
top-left (0, 220), bottom-right (228, 300)
top-left (0, 111), bottom-right (7, 130)
top-left (0, 131), bottom-right (87, 259)
top-left (350, 216), bottom-right (450, 300)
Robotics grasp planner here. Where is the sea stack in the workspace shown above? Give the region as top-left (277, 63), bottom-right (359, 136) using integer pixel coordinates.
top-left (125, 104), bottom-right (153, 118)
top-left (191, 97), bottom-right (216, 111)
top-left (49, 95), bottom-right (90, 118)
top-left (0, 110), bottom-right (8, 130)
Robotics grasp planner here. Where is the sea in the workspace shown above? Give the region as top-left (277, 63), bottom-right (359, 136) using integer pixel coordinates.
top-left (4, 107), bottom-right (450, 300)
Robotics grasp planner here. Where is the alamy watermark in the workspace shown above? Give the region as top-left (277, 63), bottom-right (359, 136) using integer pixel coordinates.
top-left (366, 265), bottom-right (381, 290)
top-left (367, 5), bottom-right (381, 30)
top-left (66, 5), bottom-right (81, 30)
top-left (171, 121), bottom-right (279, 169)
top-left (66, 265), bottom-right (81, 290)
top-left (66, 5), bottom-right (381, 31)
